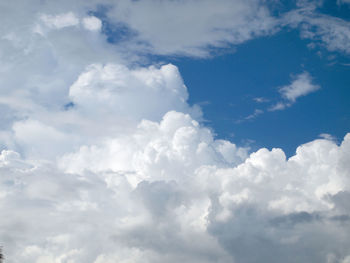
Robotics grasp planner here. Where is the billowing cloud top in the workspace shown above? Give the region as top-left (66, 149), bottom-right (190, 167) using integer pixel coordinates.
top-left (0, 1), bottom-right (350, 263)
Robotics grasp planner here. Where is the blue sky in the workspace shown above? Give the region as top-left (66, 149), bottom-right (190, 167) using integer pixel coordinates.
top-left (1, 1), bottom-right (350, 262)
top-left (171, 27), bottom-right (350, 155)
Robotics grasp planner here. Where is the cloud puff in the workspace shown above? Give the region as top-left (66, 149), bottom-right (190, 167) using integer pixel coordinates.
top-left (278, 72), bottom-right (320, 102)
top-left (82, 16), bottom-right (102, 31)
top-left (59, 111), bottom-right (248, 180)
top-left (1, 124), bottom-right (350, 263)
top-left (69, 63), bottom-right (200, 123)
top-left (270, 72), bottom-right (320, 111)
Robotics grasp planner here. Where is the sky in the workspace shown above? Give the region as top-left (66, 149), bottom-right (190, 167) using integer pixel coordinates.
top-left (0, 0), bottom-right (350, 263)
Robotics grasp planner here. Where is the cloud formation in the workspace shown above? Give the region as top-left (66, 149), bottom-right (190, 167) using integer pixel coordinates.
top-left (270, 72), bottom-right (320, 111)
top-left (103, 0), bottom-right (279, 57)
top-left (284, 3), bottom-right (350, 55)
top-left (0, 1), bottom-right (349, 263)
top-left (241, 72), bottom-right (319, 120)
top-left (1, 116), bottom-right (350, 263)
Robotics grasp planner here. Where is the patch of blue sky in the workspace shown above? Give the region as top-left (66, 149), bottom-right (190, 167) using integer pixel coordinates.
top-left (63, 101), bottom-right (75, 110)
top-left (171, 28), bottom-right (350, 156)
top-left (318, 0), bottom-right (350, 20)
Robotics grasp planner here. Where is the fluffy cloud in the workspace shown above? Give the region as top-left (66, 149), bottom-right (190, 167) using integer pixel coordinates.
top-left (0, 1), bottom-right (349, 263)
top-left (1, 122), bottom-right (350, 263)
top-left (59, 111), bottom-right (248, 181)
top-left (69, 63), bottom-right (200, 123)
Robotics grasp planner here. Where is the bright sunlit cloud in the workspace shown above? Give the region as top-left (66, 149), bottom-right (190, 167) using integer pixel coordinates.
top-left (0, 1), bottom-right (349, 263)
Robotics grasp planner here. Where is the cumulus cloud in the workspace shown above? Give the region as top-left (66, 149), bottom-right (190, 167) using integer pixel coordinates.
top-left (69, 63), bottom-right (200, 123)
top-left (0, 1), bottom-right (349, 263)
top-left (1, 124), bottom-right (350, 262)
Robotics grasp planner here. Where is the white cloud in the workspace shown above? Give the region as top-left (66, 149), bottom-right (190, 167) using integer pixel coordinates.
top-left (279, 72), bottom-right (320, 102)
top-left (238, 72), bottom-right (319, 119)
top-left (237, 109), bottom-right (264, 123)
top-left (40, 12), bottom-right (79, 29)
top-left (319, 133), bottom-right (337, 141)
top-left (2, 126), bottom-right (350, 262)
top-left (69, 63), bottom-right (200, 124)
top-left (284, 6), bottom-right (350, 55)
top-left (245, 72), bottom-right (320, 116)
top-left (0, 1), bottom-right (349, 263)
top-left (270, 72), bottom-right (320, 111)
top-left (269, 101), bottom-right (289, 111)
top-left (82, 16), bottom-right (102, 31)
top-left (59, 111), bottom-right (248, 182)
top-left (104, 0), bottom-right (279, 57)
top-left (247, 109), bottom-right (263, 119)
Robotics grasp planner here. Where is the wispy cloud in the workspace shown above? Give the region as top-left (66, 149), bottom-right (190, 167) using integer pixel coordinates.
top-left (240, 72), bottom-right (320, 122)
top-left (270, 72), bottom-right (320, 111)
top-left (284, 5), bottom-right (350, 55)
top-left (319, 133), bottom-right (337, 141)
top-left (279, 72), bottom-right (320, 102)
top-left (237, 109), bottom-right (264, 123)
top-left (253, 97), bottom-right (269, 103)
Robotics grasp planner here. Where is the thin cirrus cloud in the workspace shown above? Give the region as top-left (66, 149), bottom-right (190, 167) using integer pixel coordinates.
top-left (0, 1), bottom-right (349, 263)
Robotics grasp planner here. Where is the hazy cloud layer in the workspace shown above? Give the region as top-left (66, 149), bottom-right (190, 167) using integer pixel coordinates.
top-left (0, 1), bottom-right (349, 263)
